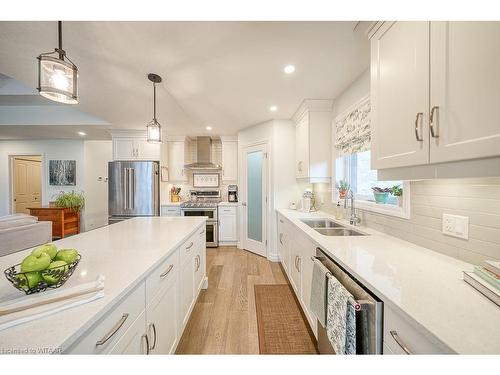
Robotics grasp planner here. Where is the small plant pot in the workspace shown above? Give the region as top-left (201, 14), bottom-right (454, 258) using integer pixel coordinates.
top-left (373, 192), bottom-right (389, 204)
top-left (339, 190), bottom-right (347, 199)
top-left (170, 194), bottom-right (180, 203)
top-left (396, 196), bottom-right (403, 207)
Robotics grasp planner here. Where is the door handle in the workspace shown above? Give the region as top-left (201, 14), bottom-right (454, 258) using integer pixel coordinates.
top-left (242, 202), bottom-right (247, 207)
top-left (414, 112), bottom-right (424, 142)
top-left (430, 106), bottom-right (439, 138)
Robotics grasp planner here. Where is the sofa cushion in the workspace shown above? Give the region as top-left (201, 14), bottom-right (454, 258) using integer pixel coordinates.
top-left (0, 216), bottom-right (38, 229)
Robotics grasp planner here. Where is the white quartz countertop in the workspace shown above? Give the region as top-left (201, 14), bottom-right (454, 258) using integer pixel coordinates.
top-left (0, 216), bottom-right (206, 352)
top-left (160, 202), bottom-right (183, 206)
top-left (277, 208), bottom-right (500, 354)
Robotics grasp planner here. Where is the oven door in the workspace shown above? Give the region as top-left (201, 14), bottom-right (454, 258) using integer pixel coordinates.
top-left (205, 220), bottom-right (218, 247)
top-left (181, 209), bottom-right (216, 219)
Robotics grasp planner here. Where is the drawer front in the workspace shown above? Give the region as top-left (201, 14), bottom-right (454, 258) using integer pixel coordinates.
top-left (145, 248), bottom-right (179, 302)
top-left (384, 305), bottom-right (453, 354)
top-left (219, 206), bottom-right (236, 216)
top-left (180, 232), bottom-right (197, 265)
top-left (66, 282), bottom-right (146, 354)
top-left (161, 207), bottom-right (181, 216)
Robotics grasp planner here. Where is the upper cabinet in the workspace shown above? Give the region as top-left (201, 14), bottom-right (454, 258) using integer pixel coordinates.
top-left (221, 137), bottom-right (238, 182)
top-left (111, 131), bottom-right (161, 161)
top-left (293, 100), bottom-right (333, 183)
top-left (164, 137), bottom-right (190, 182)
top-left (371, 21), bottom-right (500, 172)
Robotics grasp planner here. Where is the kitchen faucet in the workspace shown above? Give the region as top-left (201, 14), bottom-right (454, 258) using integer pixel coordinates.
top-left (348, 191), bottom-right (361, 226)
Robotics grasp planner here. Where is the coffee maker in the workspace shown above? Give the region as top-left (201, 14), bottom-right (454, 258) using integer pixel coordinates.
top-left (228, 185), bottom-right (238, 202)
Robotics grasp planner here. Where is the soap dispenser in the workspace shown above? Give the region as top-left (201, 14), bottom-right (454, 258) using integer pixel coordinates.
top-left (335, 201), bottom-right (344, 220)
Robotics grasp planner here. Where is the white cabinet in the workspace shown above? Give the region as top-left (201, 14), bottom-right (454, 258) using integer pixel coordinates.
top-left (218, 205), bottom-right (238, 244)
top-left (161, 205), bottom-right (181, 217)
top-left (277, 214), bottom-right (290, 273)
top-left (371, 21), bottom-right (500, 172)
top-left (299, 236), bottom-right (317, 333)
top-left (146, 274), bottom-right (178, 354)
top-left (193, 239), bottom-right (206, 292)
top-left (293, 100), bottom-right (333, 182)
top-left (370, 21), bottom-right (430, 169)
top-left (109, 312), bottom-right (148, 354)
top-left (113, 136), bottom-right (160, 161)
top-left (167, 139), bottom-right (189, 182)
top-left (429, 21), bottom-right (500, 163)
top-left (221, 140), bottom-right (238, 182)
top-left (179, 249), bottom-right (195, 331)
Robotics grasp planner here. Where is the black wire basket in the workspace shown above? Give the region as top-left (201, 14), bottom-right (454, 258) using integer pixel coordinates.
top-left (4, 254), bottom-right (81, 295)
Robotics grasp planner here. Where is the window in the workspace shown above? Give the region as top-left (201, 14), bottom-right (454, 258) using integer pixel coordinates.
top-left (334, 150), bottom-right (410, 219)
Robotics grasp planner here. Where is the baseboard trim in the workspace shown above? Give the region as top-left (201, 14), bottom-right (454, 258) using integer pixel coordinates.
top-left (267, 253), bottom-right (280, 262)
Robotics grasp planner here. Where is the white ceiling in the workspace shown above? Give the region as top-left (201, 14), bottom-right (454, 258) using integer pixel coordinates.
top-left (0, 21), bottom-right (369, 137)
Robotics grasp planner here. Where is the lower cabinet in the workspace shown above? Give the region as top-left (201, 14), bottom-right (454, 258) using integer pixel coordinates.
top-left (218, 205), bottom-right (238, 244)
top-left (109, 311), bottom-right (148, 354)
top-left (179, 255), bottom-right (194, 330)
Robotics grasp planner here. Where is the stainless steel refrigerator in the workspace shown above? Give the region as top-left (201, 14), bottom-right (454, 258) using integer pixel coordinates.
top-left (108, 161), bottom-right (160, 224)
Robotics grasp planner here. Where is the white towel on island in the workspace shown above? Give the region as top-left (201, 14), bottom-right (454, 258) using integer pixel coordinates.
top-left (0, 275), bottom-right (105, 332)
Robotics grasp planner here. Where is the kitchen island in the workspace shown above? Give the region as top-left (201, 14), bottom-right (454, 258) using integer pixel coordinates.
top-left (0, 217), bottom-right (207, 354)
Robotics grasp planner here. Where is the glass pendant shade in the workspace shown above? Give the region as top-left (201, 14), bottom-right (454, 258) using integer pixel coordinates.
top-left (147, 119), bottom-right (162, 143)
top-left (38, 55), bottom-right (78, 104)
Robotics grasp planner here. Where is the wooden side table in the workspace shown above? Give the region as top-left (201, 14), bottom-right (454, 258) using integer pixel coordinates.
top-left (28, 206), bottom-right (80, 239)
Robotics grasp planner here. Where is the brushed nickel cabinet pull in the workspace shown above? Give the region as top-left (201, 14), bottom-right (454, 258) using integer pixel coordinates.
top-left (297, 257), bottom-right (301, 272)
top-left (96, 313), bottom-right (129, 346)
top-left (185, 241), bottom-right (194, 250)
top-left (142, 334), bottom-right (150, 355)
top-left (279, 233), bottom-right (283, 245)
top-left (160, 264), bottom-right (174, 278)
top-left (414, 112), bottom-right (424, 142)
top-left (390, 330), bottom-right (412, 354)
top-left (148, 323), bottom-right (157, 350)
top-left (430, 106), bottom-right (439, 138)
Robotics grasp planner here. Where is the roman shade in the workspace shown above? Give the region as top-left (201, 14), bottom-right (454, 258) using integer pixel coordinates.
top-left (334, 96), bottom-right (371, 156)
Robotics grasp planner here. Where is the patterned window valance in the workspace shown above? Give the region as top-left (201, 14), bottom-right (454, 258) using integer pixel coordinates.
top-left (334, 96), bottom-right (370, 156)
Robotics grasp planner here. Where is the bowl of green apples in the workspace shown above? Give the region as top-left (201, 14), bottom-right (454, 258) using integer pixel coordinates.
top-left (4, 244), bottom-right (81, 295)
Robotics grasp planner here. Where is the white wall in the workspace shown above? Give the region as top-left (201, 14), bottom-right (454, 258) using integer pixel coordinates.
top-left (333, 68), bottom-right (370, 118)
top-left (0, 139), bottom-right (85, 216)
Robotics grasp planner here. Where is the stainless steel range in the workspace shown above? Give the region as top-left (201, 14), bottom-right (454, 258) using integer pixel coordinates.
top-left (181, 190), bottom-right (221, 247)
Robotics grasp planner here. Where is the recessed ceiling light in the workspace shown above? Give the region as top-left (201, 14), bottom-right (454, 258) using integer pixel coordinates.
top-left (270, 105), bottom-right (278, 112)
top-left (206, 126), bottom-right (213, 131)
top-left (77, 131), bottom-right (86, 136)
top-left (284, 65), bottom-right (295, 74)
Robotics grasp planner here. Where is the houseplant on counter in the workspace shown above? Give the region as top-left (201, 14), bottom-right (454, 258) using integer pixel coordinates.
top-left (372, 187), bottom-right (391, 204)
top-left (53, 190), bottom-right (85, 212)
top-left (391, 184), bottom-right (403, 207)
top-left (336, 179), bottom-right (350, 199)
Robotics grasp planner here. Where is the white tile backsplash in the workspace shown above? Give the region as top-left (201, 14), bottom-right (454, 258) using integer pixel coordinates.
top-left (315, 177), bottom-right (500, 264)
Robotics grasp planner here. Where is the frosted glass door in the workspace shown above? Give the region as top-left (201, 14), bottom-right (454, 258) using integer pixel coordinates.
top-left (247, 151), bottom-right (263, 242)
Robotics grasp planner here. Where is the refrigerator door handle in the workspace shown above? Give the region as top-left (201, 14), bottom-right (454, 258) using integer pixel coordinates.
top-left (123, 168), bottom-right (129, 210)
top-left (129, 168), bottom-right (135, 210)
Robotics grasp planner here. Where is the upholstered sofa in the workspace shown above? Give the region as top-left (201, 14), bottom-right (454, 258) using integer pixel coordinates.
top-left (0, 214), bottom-right (52, 257)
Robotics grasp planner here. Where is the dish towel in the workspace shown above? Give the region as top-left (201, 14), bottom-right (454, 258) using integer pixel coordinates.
top-left (310, 258), bottom-right (329, 327)
top-left (326, 274), bottom-right (356, 355)
top-left (0, 275), bottom-right (105, 332)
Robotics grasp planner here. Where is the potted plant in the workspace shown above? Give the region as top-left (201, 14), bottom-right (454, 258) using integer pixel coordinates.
top-left (336, 180), bottom-right (350, 199)
top-left (372, 187), bottom-right (391, 204)
top-left (170, 186), bottom-right (181, 203)
top-left (53, 190), bottom-right (85, 212)
top-left (391, 184), bottom-right (403, 207)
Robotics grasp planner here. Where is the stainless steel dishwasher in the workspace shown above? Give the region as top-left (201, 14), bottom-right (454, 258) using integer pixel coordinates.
top-left (314, 247), bottom-right (383, 354)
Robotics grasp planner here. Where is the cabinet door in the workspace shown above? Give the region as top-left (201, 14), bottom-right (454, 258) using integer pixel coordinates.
top-left (295, 114), bottom-right (309, 178)
top-left (193, 241), bottom-right (205, 292)
top-left (136, 138), bottom-right (160, 161)
top-left (299, 237), bottom-right (317, 336)
top-left (113, 138), bottom-right (136, 160)
top-left (146, 276), bottom-right (178, 354)
top-left (219, 214), bottom-right (237, 242)
top-left (371, 21), bottom-right (430, 169)
top-left (289, 236), bottom-right (301, 295)
top-left (161, 206), bottom-right (181, 216)
top-left (430, 21), bottom-right (500, 163)
top-left (179, 256), bottom-right (194, 330)
top-left (109, 311), bottom-right (147, 354)
top-left (277, 216), bottom-right (289, 272)
top-left (168, 141), bottom-right (187, 182)
top-left (222, 141), bottom-right (238, 181)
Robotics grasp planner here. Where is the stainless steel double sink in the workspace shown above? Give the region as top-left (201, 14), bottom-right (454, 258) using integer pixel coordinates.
top-left (300, 218), bottom-right (366, 236)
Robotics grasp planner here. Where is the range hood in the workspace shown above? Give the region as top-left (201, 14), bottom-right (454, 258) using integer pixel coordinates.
top-left (184, 136), bottom-right (221, 170)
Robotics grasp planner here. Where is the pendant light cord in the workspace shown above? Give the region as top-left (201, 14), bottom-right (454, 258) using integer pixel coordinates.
top-left (57, 21), bottom-right (64, 60)
top-left (153, 82), bottom-right (157, 121)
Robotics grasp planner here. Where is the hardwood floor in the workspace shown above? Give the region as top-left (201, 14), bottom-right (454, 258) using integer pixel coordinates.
top-left (176, 246), bottom-right (289, 354)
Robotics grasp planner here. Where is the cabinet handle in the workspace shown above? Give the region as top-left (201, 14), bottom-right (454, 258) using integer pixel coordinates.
top-left (430, 106), bottom-right (439, 138)
top-left (297, 161), bottom-right (302, 172)
top-left (96, 313), bottom-right (129, 346)
top-left (185, 241), bottom-right (194, 250)
top-left (390, 330), bottom-right (412, 355)
top-left (279, 219), bottom-right (284, 223)
top-left (297, 257), bottom-right (301, 272)
top-left (148, 323), bottom-right (157, 350)
top-left (142, 334), bottom-right (150, 355)
top-left (199, 229), bottom-right (205, 235)
top-left (294, 256), bottom-right (298, 270)
top-left (279, 233), bottom-right (283, 245)
top-left (160, 264), bottom-right (174, 278)
top-left (414, 112), bottom-right (423, 142)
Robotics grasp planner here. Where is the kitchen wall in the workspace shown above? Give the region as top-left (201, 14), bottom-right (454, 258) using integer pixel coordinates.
top-left (313, 67), bottom-right (500, 264)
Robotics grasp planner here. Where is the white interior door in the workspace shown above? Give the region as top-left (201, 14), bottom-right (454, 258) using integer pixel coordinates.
top-left (12, 156), bottom-right (42, 214)
top-left (241, 143), bottom-right (267, 257)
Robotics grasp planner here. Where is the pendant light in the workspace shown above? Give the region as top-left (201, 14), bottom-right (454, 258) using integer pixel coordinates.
top-left (146, 73), bottom-right (163, 143)
top-left (37, 21), bottom-right (78, 104)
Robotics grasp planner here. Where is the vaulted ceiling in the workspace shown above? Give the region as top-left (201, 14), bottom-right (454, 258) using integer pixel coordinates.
top-left (0, 21), bottom-right (369, 138)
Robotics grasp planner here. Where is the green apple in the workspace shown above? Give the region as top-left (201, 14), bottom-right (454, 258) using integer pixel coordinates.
top-left (41, 260), bottom-right (69, 284)
top-left (32, 243), bottom-right (58, 260)
top-left (15, 271), bottom-right (42, 290)
top-left (55, 248), bottom-right (79, 264)
top-left (20, 252), bottom-right (51, 272)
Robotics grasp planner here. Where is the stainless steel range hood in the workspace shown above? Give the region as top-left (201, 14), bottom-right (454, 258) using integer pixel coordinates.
top-left (184, 136), bottom-right (221, 170)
